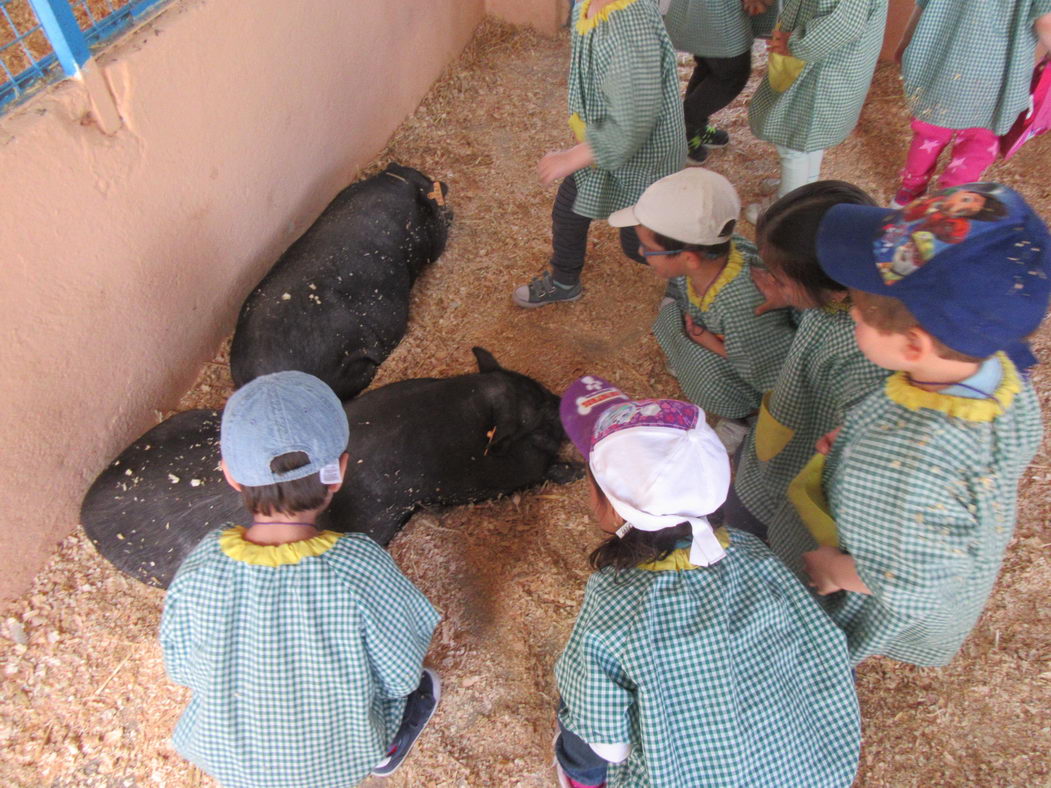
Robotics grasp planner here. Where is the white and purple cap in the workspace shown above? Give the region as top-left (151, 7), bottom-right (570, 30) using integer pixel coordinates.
top-left (560, 375), bottom-right (731, 567)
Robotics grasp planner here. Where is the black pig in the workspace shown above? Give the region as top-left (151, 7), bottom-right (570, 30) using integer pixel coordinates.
top-left (80, 348), bottom-right (580, 587)
top-left (229, 163), bottom-right (452, 400)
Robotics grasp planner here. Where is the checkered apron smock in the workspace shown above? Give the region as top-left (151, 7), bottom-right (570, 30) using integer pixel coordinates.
top-left (652, 236), bottom-right (797, 419)
top-left (820, 362), bottom-right (1043, 666)
top-left (748, 0), bottom-right (888, 152)
top-left (731, 307), bottom-right (886, 572)
top-left (662, 0), bottom-right (755, 57)
top-left (556, 529), bottom-right (861, 787)
top-left (902, 0), bottom-right (1051, 134)
top-left (161, 530), bottom-right (440, 788)
top-left (569, 0), bottom-right (687, 219)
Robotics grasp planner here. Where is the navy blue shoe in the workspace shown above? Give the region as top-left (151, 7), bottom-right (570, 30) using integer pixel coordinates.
top-left (371, 668), bottom-right (441, 777)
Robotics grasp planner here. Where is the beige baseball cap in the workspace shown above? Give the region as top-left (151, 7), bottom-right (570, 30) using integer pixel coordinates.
top-left (608, 168), bottom-right (740, 245)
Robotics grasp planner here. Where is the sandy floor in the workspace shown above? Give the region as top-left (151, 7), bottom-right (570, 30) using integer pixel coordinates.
top-left (2, 20), bottom-right (1051, 788)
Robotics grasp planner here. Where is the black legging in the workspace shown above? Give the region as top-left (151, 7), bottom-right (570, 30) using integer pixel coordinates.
top-left (682, 50), bottom-right (752, 137)
top-left (551, 175), bottom-right (643, 286)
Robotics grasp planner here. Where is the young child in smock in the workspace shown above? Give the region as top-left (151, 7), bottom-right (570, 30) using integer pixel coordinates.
top-left (551, 375), bottom-right (860, 788)
top-left (745, 0), bottom-right (888, 224)
top-left (723, 182), bottom-right (886, 574)
top-left (892, 1), bottom-right (1051, 206)
top-left (607, 167), bottom-right (796, 452)
top-left (512, 0), bottom-right (686, 307)
top-left (661, 0), bottom-right (776, 165)
top-left (160, 371), bottom-right (441, 787)
top-left (789, 183), bottom-right (1049, 667)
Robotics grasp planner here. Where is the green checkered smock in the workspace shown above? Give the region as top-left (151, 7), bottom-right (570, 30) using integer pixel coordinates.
top-left (902, 0), bottom-right (1051, 134)
top-left (652, 236), bottom-right (797, 419)
top-left (556, 529), bottom-right (861, 787)
top-left (731, 307), bottom-right (885, 572)
top-left (662, 0), bottom-right (755, 57)
top-left (161, 529), bottom-right (440, 788)
top-left (820, 360), bottom-right (1043, 666)
top-left (749, 0), bottom-right (888, 152)
top-left (569, 0), bottom-right (687, 219)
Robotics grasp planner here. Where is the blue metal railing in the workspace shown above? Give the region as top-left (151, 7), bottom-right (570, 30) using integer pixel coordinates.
top-left (0, 0), bottom-right (169, 113)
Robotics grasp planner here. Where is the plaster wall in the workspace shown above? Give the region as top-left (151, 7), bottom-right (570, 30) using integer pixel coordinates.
top-left (0, 0), bottom-right (486, 601)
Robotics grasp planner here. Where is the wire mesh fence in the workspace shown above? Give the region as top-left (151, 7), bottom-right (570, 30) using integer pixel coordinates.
top-left (0, 0), bottom-right (168, 113)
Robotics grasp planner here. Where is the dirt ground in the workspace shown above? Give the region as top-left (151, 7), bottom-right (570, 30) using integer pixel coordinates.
top-left (2, 19), bottom-right (1051, 788)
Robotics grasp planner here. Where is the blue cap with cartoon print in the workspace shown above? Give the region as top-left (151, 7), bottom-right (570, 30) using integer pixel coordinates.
top-left (815, 182), bottom-right (1051, 370)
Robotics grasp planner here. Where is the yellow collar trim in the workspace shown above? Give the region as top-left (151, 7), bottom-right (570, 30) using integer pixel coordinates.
top-left (637, 528), bottom-right (731, 571)
top-left (219, 526), bottom-right (341, 566)
top-left (576, 0), bottom-right (640, 34)
top-left (687, 243), bottom-right (744, 312)
top-left (883, 352), bottom-right (1019, 423)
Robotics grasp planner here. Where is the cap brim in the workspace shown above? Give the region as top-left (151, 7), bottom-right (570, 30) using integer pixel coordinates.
top-left (817, 203), bottom-right (901, 294)
top-left (607, 204), bottom-right (640, 228)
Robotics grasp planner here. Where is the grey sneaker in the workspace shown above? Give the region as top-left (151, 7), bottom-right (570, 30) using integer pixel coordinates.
top-left (512, 272), bottom-right (583, 308)
top-left (371, 668), bottom-right (441, 777)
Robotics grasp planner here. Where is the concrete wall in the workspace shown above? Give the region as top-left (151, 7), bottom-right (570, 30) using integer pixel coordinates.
top-left (0, 0), bottom-right (492, 601)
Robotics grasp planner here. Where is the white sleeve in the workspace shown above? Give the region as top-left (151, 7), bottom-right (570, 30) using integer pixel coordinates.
top-left (589, 741), bottom-right (631, 763)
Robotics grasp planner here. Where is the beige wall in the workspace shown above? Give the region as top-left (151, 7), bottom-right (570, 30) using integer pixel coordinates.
top-left (0, 0), bottom-right (494, 601)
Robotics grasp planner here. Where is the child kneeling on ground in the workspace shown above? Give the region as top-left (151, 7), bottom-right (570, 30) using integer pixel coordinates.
top-left (609, 167), bottom-right (796, 452)
top-left (552, 375), bottom-right (860, 788)
top-left (794, 183), bottom-right (1050, 666)
top-left (160, 371), bottom-right (441, 787)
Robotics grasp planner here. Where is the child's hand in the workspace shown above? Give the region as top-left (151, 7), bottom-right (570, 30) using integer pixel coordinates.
top-left (741, 0), bottom-right (769, 16)
top-left (684, 315), bottom-right (728, 357)
top-left (538, 144), bottom-right (595, 185)
top-left (803, 546), bottom-right (871, 596)
top-left (767, 30), bottom-right (790, 56)
top-left (750, 268), bottom-right (790, 315)
top-left (816, 426), bottom-right (842, 455)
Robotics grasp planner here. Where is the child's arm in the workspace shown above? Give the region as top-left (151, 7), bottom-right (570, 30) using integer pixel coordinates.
top-left (803, 545), bottom-right (872, 595)
top-left (894, 3), bottom-right (923, 65)
top-left (783, 0), bottom-right (873, 63)
top-left (1036, 12), bottom-right (1051, 58)
top-left (684, 313), bottom-right (729, 358)
top-left (539, 143), bottom-right (595, 185)
top-left (159, 584), bottom-right (195, 687)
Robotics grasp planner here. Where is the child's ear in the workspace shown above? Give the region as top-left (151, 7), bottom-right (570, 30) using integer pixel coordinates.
top-left (220, 459), bottom-right (243, 492)
top-left (682, 250), bottom-right (705, 271)
top-left (904, 327), bottom-right (934, 362)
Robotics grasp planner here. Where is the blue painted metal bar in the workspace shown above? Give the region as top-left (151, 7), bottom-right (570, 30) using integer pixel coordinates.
top-left (27, 0), bottom-right (90, 76)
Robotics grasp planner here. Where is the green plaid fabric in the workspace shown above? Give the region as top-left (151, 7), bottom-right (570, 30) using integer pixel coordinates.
top-left (569, 0), bottom-right (687, 219)
top-left (902, 0), bottom-right (1051, 134)
top-left (820, 369), bottom-right (1043, 666)
top-left (662, 0), bottom-right (755, 57)
top-left (652, 236), bottom-right (797, 419)
top-left (556, 529), bottom-right (860, 787)
top-left (161, 531), bottom-right (440, 788)
top-left (731, 307), bottom-right (885, 569)
top-left (749, 0), bottom-right (888, 152)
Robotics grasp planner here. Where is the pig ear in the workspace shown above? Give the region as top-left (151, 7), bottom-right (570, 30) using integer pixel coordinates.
top-left (472, 346), bottom-right (502, 373)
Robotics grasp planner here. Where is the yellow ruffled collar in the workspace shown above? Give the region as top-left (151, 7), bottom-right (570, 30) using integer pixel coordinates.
top-left (219, 526), bottom-right (341, 566)
top-left (637, 528), bottom-right (731, 571)
top-left (884, 352), bottom-right (1020, 423)
top-left (686, 243), bottom-right (744, 312)
top-left (576, 0), bottom-right (640, 34)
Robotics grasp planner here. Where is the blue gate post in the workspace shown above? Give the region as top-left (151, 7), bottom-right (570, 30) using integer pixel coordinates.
top-left (27, 0), bottom-right (122, 132)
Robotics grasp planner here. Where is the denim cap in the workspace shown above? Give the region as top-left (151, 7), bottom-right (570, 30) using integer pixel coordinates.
top-left (560, 375), bottom-right (731, 567)
top-left (221, 371), bottom-right (349, 487)
top-left (817, 183), bottom-right (1051, 370)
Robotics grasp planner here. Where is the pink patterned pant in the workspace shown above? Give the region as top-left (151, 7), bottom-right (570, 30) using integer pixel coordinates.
top-left (897, 117), bottom-right (999, 202)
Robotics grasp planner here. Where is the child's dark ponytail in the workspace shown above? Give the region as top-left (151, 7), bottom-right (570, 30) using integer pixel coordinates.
top-left (757, 181), bottom-right (877, 308)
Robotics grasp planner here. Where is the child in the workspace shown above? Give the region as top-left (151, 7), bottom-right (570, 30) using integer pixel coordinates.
top-left (892, 2), bottom-right (1051, 206)
top-left (723, 181), bottom-right (886, 575)
top-left (160, 371), bottom-right (441, 787)
top-left (552, 375), bottom-right (860, 788)
top-left (607, 167), bottom-right (796, 449)
top-left (791, 182), bottom-right (1049, 666)
top-left (662, 0), bottom-right (775, 164)
top-left (745, 0), bottom-right (888, 224)
top-left (513, 0), bottom-right (686, 307)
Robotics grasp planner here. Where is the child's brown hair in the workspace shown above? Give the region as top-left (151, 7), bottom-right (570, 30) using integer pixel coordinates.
top-left (240, 451), bottom-right (331, 516)
top-left (850, 289), bottom-right (984, 363)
